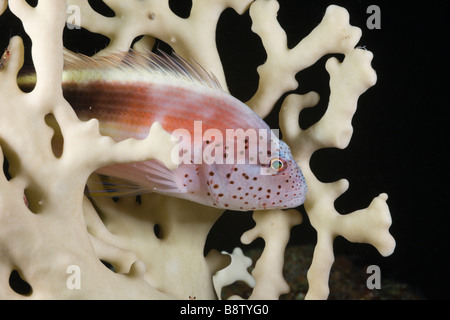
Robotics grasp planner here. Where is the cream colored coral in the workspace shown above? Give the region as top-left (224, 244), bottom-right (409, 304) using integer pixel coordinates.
top-left (242, 209), bottom-right (302, 299)
top-left (247, 1), bottom-right (395, 299)
top-left (0, 0), bottom-right (394, 300)
top-left (0, 0), bottom-right (6, 15)
top-left (85, 192), bottom-right (225, 299)
top-left (279, 50), bottom-right (395, 300)
top-left (213, 247), bottom-right (255, 300)
top-left (67, 0), bottom-right (253, 88)
top-left (0, 0), bottom-right (177, 299)
top-left (247, 3), bottom-right (362, 118)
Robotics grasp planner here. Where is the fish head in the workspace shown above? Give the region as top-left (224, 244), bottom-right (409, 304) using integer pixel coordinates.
top-left (257, 140), bottom-right (307, 209)
top-left (208, 140), bottom-right (307, 211)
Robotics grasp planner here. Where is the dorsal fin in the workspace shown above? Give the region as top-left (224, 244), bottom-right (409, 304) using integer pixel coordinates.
top-left (63, 48), bottom-right (223, 90)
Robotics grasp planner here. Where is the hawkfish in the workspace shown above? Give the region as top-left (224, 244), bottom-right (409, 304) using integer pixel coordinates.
top-left (18, 49), bottom-right (307, 211)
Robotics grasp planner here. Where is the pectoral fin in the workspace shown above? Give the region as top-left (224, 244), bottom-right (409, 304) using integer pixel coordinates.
top-left (88, 160), bottom-right (186, 197)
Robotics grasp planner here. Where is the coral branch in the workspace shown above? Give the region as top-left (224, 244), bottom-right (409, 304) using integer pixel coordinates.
top-left (281, 49), bottom-right (378, 159)
top-left (308, 50), bottom-right (377, 150)
top-left (87, 193), bottom-right (224, 299)
top-left (9, 0), bottom-right (66, 97)
top-left (213, 247), bottom-right (255, 300)
top-left (68, 0), bottom-right (254, 88)
top-left (0, 154), bottom-right (171, 299)
top-left (59, 117), bottom-right (178, 173)
top-left (247, 1), bottom-right (362, 118)
top-left (0, 0), bottom-right (7, 16)
top-left (241, 209), bottom-right (302, 299)
top-left (278, 48), bottom-right (394, 299)
top-left (0, 36), bottom-right (25, 89)
top-left (84, 200), bottom-right (139, 274)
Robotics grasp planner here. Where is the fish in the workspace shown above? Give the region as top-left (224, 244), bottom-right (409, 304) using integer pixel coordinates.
top-left (19, 49), bottom-right (307, 211)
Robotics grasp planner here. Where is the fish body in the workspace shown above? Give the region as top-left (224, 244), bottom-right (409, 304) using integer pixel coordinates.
top-left (22, 51), bottom-right (307, 211)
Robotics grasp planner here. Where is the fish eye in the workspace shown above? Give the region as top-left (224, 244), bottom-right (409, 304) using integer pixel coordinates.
top-left (270, 158), bottom-right (285, 172)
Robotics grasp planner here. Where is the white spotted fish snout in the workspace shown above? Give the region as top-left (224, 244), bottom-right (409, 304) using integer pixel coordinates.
top-left (201, 141), bottom-right (307, 211)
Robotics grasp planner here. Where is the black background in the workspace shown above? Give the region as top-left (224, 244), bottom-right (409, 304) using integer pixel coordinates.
top-left (0, 1), bottom-right (448, 300)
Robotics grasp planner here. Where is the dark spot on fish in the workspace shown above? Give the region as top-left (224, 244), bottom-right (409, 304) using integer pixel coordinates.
top-left (253, 177), bottom-right (257, 181)
top-left (258, 187), bottom-right (262, 191)
top-left (234, 168), bottom-right (238, 172)
top-left (209, 172), bottom-right (214, 176)
top-left (226, 173), bottom-right (231, 179)
top-left (232, 195), bottom-right (237, 199)
top-left (218, 193), bottom-right (224, 197)
top-left (230, 181), bottom-right (234, 184)
top-left (213, 184), bottom-right (219, 189)
top-left (224, 204), bottom-right (229, 207)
